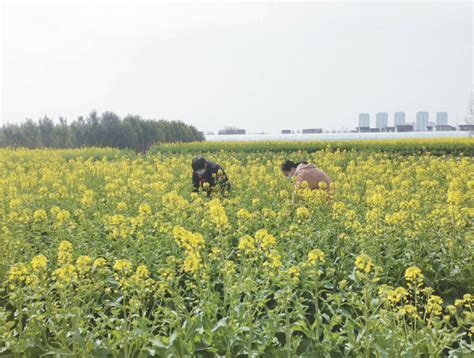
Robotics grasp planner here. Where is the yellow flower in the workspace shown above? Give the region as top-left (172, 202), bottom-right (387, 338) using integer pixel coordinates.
top-left (173, 226), bottom-right (205, 251)
top-left (256, 229), bottom-right (276, 250)
top-left (279, 190), bottom-right (289, 198)
top-left (31, 254), bottom-right (48, 271)
top-left (58, 240), bottom-right (73, 265)
top-left (238, 235), bottom-right (256, 254)
top-left (222, 260), bottom-right (236, 275)
top-left (209, 247), bottom-right (221, 261)
top-left (308, 249), bottom-right (325, 264)
top-left (55, 209), bottom-right (70, 222)
top-left (427, 295), bottom-right (443, 316)
top-left (386, 287), bottom-right (408, 305)
top-left (183, 251), bottom-right (202, 273)
top-left (296, 207), bottom-right (309, 219)
top-left (53, 264), bottom-right (77, 285)
top-left (355, 254), bottom-right (374, 273)
top-left (288, 265), bottom-right (301, 283)
top-left (117, 202), bottom-right (127, 211)
top-left (209, 199), bottom-right (229, 228)
top-left (172, 226), bottom-right (205, 274)
top-left (399, 304), bottom-right (418, 318)
top-left (366, 193), bottom-right (385, 207)
top-left (264, 251), bottom-right (282, 269)
top-left (139, 203), bottom-right (152, 216)
top-left (8, 263), bottom-right (28, 287)
top-left (33, 209), bottom-right (47, 222)
top-left (76, 255), bottom-right (92, 274)
top-left (80, 190), bottom-right (95, 206)
top-left (446, 305), bottom-right (456, 315)
top-left (405, 266), bottom-right (424, 287)
top-left (113, 259), bottom-right (133, 273)
top-left (93, 257), bottom-right (107, 268)
top-left (237, 208), bottom-right (252, 220)
top-left (134, 265), bottom-right (150, 279)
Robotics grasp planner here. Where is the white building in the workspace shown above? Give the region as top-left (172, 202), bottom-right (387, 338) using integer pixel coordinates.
top-left (436, 112), bottom-right (448, 125)
top-left (394, 112), bottom-right (406, 126)
top-left (376, 112), bottom-right (388, 129)
top-left (416, 111), bottom-right (429, 131)
top-left (358, 113), bottom-right (370, 128)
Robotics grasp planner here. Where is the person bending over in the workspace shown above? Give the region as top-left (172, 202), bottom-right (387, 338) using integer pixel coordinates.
top-left (281, 160), bottom-right (331, 192)
top-left (192, 156), bottom-right (230, 196)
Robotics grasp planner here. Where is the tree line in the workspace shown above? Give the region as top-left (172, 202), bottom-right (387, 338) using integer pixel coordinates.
top-left (0, 111), bottom-right (204, 152)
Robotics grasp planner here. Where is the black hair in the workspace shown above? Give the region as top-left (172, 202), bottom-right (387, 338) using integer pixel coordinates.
top-left (281, 160), bottom-right (308, 171)
top-left (192, 156), bottom-right (207, 171)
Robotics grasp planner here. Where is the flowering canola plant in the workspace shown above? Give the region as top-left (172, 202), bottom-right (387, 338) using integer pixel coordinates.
top-left (0, 142), bottom-right (473, 356)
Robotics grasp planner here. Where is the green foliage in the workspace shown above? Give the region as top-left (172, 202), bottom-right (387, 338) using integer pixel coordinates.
top-left (0, 111), bottom-right (204, 152)
top-left (151, 138), bottom-right (474, 156)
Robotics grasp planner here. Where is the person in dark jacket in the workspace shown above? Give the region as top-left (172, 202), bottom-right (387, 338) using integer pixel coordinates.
top-left (192, 156), bottom-right (230, 196)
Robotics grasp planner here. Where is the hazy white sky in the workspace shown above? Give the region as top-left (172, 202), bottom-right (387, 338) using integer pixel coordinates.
top-left (1, 1), bottom-right (473, 132)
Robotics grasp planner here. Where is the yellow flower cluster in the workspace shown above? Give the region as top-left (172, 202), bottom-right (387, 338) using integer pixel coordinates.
top-left (308, 249), bottom-right (325, 264)
top-left (238, 235), bottom-right (256, 254)
top-left (53, 264), bottom-right (77, 286)
top-left (93, 257), bottom-right (107, 269)
top-left (208, 199), bottom-right (229, 228)
top-left (296, 207), bottom-right (309, 219)
top-left (263, 250), bottom-right (282, 269)
top-left (405, 266), bottom-right (424, 287)
top-left (386, 287), bottom-right (408, 305)
top-left (355, 254), bottom-right (374, 273)
top-left (76, 255), bottom-right (92, 275)
top-left (113, 259), bottom-right (133, 273)
top-left (427, 295), bottom-right (443, 316)
top-left (33, 209), bottom-right (48, 222)
top-left (238, 229), bottom-right (276, 255)
top-left (0, 142), bottom-right (472, 355)
top-left (8, 263), bottom-right (28, 288)
top-left (31, 254), bottom-right (48, 271)
top-left (237, 208), bottom-right (252, 220)
top-left (288, 265), bottom-right (301, 284)
top-left (58, 240), bottom-right (73, 265)
top-left (172, 226), bottom-right (205, 273)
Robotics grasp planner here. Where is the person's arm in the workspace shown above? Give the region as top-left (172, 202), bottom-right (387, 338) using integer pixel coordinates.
top-left (192, 171), bottom-right (200, 192)
top-left (216, 166), bottom-right (230, 192)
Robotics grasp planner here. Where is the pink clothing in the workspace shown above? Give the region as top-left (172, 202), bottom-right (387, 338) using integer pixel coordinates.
top-left (294, 163), bottom-right (331, 191)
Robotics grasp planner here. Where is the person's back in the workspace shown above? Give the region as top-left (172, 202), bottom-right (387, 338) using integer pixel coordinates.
top-left (294, 163), bottom-right (331, 191)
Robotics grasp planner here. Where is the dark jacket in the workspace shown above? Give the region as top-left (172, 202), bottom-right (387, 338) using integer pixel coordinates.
top-left (192, 160), bottom-right (230, 195)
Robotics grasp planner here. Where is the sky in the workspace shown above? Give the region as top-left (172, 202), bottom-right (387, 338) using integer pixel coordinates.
top-left (1, 0), bottom-right (473, 133)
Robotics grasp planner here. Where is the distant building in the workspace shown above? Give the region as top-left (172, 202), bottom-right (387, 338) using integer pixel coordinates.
top-left (427, 121), bottom-right (436, 131)
top-left (358, 113), bottom-right (370, 128)
top-left (459, 124), bottom-right (474, 131)
top-left (416, 111), bottom-right (429, 131)
top-left (302, 128), bottom-right (323, 134)
top-left (356, 127), bottom-right (371, 133)
top-left (435, 125), bottom-right (455, 131)
top-left (376, 112), bottom-right (388, 129)
top-left (218, 128), bottom-right (246, 135)
top-left (383, 126), bottom-right (396, 132)
top-left (281, 129), bottom-right (292, 134)
top-left (370, 128), bottom-right (381, 133)
top-left (396, 124), bottom-right (414, 132)
top-left (436, 112), bottom-right (448, 126)
top-left (394, 112), bottom-right (406, 126)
